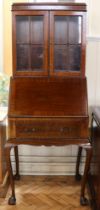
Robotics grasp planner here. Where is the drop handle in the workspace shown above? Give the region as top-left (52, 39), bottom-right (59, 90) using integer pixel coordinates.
top-left (60, 127), bottom-right (71, 132)
top-left (32, 128), bottom-right (36, 132)
top-left (60, 128), bottom-right (64, 132)
top-left (24, 127), bottom-right (36, 133)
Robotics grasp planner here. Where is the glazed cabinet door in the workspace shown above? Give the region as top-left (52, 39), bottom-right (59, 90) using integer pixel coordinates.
top-left (12, 11), bottom-right (48, 76)
top-left (50, 11), bottom-right (86, 77)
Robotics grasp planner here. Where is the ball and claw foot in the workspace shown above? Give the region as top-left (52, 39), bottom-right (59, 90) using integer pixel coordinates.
top-left (14, 174), bottom-right (20, 180)
top-left (75, 173), bottom-right (82, 181)
top-left (80, 196), bottom-right (89, 206)
top-left (8, 196), bottom-right (16, 205)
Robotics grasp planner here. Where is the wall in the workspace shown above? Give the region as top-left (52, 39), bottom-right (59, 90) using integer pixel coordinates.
top-left (0, 0), bottom-right (3, 72)
top-left (86, 38), bottom-right (100, 108)
top-left (3, 0), bottom-right (100, 175)
top-left (89, 1), bottom-right (100, 36)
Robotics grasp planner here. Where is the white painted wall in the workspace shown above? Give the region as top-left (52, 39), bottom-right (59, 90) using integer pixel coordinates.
top-left (90, 0), bottom-right (100, 36)
top-left (0, 0), bottom-right (3, 72)
top-left (86, 37), bottom-right (100, 108)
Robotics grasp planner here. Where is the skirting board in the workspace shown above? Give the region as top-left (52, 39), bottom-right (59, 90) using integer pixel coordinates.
top-left (11, 155), bottom-right (86, 175)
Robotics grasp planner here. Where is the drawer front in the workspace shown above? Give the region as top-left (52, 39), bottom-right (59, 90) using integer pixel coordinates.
top-left (15, 118), bottom-right (88, 139)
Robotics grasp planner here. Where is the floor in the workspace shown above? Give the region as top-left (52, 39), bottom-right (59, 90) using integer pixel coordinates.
top-left (0, 176), bottom-right (91, 210)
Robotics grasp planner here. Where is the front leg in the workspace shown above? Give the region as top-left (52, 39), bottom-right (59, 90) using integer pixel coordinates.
top-left (14, 146), bottom-right (20, 181)
top-left (5, 144), bottom-right (16, 205)
top-left (80, 145), bottom-right (92, 206)
top-left (75, 146), bottom-right (82, 181)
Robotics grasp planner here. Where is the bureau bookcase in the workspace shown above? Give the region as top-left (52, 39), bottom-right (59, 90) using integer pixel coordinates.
top-left (5, 2), bottom-right (90, 205)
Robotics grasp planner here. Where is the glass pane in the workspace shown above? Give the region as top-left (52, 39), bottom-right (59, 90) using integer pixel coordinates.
top-left (17, 44), bottom-right (29, 71)
top-left (54, 16), bottom-right (68, 44)
top-left (54, 15), bottom-right (82, 72)
top-left (54, 45), bottom-right (68, 71)
top-left (16, 16), bottom-right (29, 43)
top-left (31, 45), bottom-right (43, 70)
top-left (69, 45), bottom-right (81, 71)
top-left (31, 16), bottom-right (44, 44)
top-left (54, 45), bottom-right (81, 72)
top-left (69, 16), bottom-right (81, 44)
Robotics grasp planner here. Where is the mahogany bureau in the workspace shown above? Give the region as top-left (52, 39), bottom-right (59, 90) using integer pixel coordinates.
top-left (5, 2), bottom-right (91, 205)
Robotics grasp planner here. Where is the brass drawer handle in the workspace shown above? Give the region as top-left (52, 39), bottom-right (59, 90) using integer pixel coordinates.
top-left (60, 128), bottom-right (64, 132)
top-left (60, 127), bottom-right (74, 133)
top-left (24, 127), bottom-right (36, 133)
top-left (32, 128), bottom-right (36, 132)
top-left (60, 127), bottom-right (70, 132)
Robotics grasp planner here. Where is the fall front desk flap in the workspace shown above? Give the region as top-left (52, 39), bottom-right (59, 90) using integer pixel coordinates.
top-left (8, 77), bottom-right (88, 118)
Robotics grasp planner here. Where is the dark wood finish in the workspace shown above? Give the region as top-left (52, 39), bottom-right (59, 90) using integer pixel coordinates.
top-left (80, 145), bottom-right (92, 206)
top-left (12, 2), bottom-right (86, 77)
top-left (8, 77), bottom-right (88, 147)
top-left (5, 146), bottom-right (16, 205)
top-left (5, 2), bottom-right (89, 206)
top-left (6, 76), bottom-right (89, 205)
top-left (13, 147), bottom-right (20, 181)
top-left (75, 144), bottom-right (93, 205)
top-left (12, 3), bottom-right (86, 12)
top-left (75, 145), bottom-right (83, 181)
top-left (8, 77), bottom-right (88, 117)
top-left (88, 107), bottom-right (100, 210)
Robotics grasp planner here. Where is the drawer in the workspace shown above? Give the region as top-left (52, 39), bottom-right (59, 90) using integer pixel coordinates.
top-left (15, 118), bottom-right (88, 139)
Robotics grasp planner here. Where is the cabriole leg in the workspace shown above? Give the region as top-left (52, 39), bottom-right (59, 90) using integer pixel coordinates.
top-left (5, 144), bottom-right (16, 205)
top-left (75, 146), bottom-right (82, 181)
top-left (14, 146), bottom-right (20, 180)
top-left (80, 146), bottom-right (92, 206)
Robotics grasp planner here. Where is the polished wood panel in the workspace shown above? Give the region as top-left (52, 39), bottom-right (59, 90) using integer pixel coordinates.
top-left (15, 118), bottom-right (88, 139)
top-left (8, 77), bottom-right (89, 146)
top-left (12, 2), bottom-right (86, 11)
top-left (8, 77), bottom-right (88, 117)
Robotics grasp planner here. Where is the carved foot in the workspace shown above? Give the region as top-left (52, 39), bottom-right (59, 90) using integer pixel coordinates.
top-left (8, 196), bottom-right (16, 205)
top-left (80, 196), bottom-right (89, 206)
top-left (14, 174), bottom-right (20, 181)
top-left (75, 173), bottom-right (82, 181)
